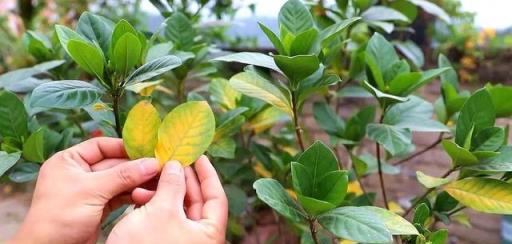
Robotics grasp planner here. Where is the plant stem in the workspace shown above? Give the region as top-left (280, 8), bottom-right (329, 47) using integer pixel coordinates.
top-left (292, 91), bottom-right (306, 151)
top-left (376, 141), bottom-right (390, 210)
top-left (447, 206), bottom-right (466, 217)
top-left (402, 168), bottom-right (456, 217)
top-left (394, 133), bottom-right (444, 166)
top-left (176, 80), bottom-right (185, 104)
top-left (308, 218), bottom-right (320, 244)
top-left (112, 93), bottom-right (123, 138)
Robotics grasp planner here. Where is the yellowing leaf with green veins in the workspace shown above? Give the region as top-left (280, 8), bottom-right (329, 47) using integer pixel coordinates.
top-left (416, 171), bottom-right (451, 188)
top-left (155, 101), bottom-right (215, 166)
top-left (123, 101), bottom-right (161, 159)
top-left (444, 178), bottom-right (512, 214)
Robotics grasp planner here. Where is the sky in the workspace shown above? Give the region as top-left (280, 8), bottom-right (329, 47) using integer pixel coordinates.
top-left (140, 0), bottom-right (512, 30)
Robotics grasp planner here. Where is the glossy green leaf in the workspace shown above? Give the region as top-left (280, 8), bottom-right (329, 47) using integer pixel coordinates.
top-left (208, 137), bottom-right (236, 159)
top-left (468, 146), bottom-right (512, 172)
top-left (224, 184), bottom-right (248, 215)
top-left (164, 12), bottom-right (196, 50)
top-left (278, 0), bottom-right (314, 35)
top-left (229, 71), bottom-right (292, 116)
top-left (76, 11), bottom-right (114, 53)
top-left (416, 171), bottom-right (451, 188)
top-left (253, 178), bottom-right (306, 222)
top-left (487, 84), bottom-right (512, 118)
top-left (367, 123), bottom-right (412, 156)
top-left (0, 60), bottom-right (64, 89)
top-left (410, 0), bottom-right (450, 23)
top-left (30, 80), bottom-right (103, 109)
top-left (289, 28), bottom-right (318, 56)
top-left (155, 101), bottom-right (215, 166)
top-left (8, 162), bottom-right (39, 183)
top-left (313, 102), bottom-right (344, 137)
top-left (123, 101), bottom-right (161, 159)
top-left (343, 106), bottom-right (376, 143)
top-left (471, 127), bottom-right (504, 152)
top-left (111, 19), bottom-right (138, 53)
top-left (258, 22), bottom-right (286, 54)
top-left (274, 55), bottom-right (320, 88)
top-left (442, 140), bottom-right (479, 167)
top-left (213, 52), bottom-right (282, 74)
top-left (126, 55), bottom-right (182, 84)
top-left (362, 6), bottom-right (410, 22)
top-left (383, 96), bottom-right (449, 132)
top-left (445, 178), bottom-right (512, 214)
top-left (67, 39), bottom-right (105, 80)
top-left (413, 203), bottom-right (430, 226)
top-left (320, 17), bottom-right (361, 46)
top-left (438, 54), bottom-right (459, 89)
top-left (362, 206), bottom-right (419, 235)
top-left (455, 89), bottom-right (495, 147)
top-left (434, 191), bottom-right (459, 212)
top-left (55, 25), bottom-right (87, 54)
top-left (362, 80), bottom-right (408, 107)
top-left (22, 129), bottom-right (45, 163)
top-left (394, 40), bottom-right (424, 68)
top-left (0, 152), bottom-right (21, 177)
top-left (318, 206), bottom-right (392, 243)
top-left (112, 33), bottom-right (141, 78)
top-left (0, 91), bottom-right (28, 141)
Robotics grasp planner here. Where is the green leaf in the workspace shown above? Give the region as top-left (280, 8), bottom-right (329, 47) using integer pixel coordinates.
top-left (487, 84), bottom-right (512, 118)
top-left (313, 102), bottom-right (344, 137)
top-left (444, 178), bottom-right (512, 214)
top-left (455, 89), bottom-right (495, 147)
top-left (67, 39), bottom-right (105, 80)
top-left (297, 194), bottom-right (336, 216)
top-left (410, 0), bottom-right (450, 23)
top-left (112, 33), bottom-right (141, 78)
top-left (383, 96), bottom-right (449, 132)
top-left (467, 146), bottom-right (512, 172)
top-left (145, 42), bottom-right (172, 62)
top-left (209, 78), bottom-right (241, 111)
top-left (155, 101), bottom-right (215, 166)
top-left (30, 80), bottom-right (103, 109)
top-left (224, 184), bottom-right (248, 215)
top-left (0, 91), bottom-right (28, 141)
top-left (229, 71), bottom-right (292, 116)
top-left (365, 33), bottom-right (399, 81)
top-left (442, 140), bottom-right (479, 167)
top-left (367, 123), bottom-right (412, 156)
top-left (126, 55), bottom-right (182, 85)
top-left (362, 6), bottom-right (410, 22)
top-left (361, 206), bottom-right (419, 235)
top-left (434, 191), bottom-right (459, 212)
top-left (429, 229), bottom-right (448, 244)
top-left (343, 106), bottom-right (376, 143)
top-left (258, 22), bottom-right (286, 55)
top-left (274, 55), bottom-right (319, 88)
top-left (289, 29), bottom-right (318, 56)
top-left (213, 52), bottom-right (282, 74)
top-left (8, 162), bottom-right (39, 183)
top-left (0, 60), bottom-right (64, 89)
top-left (438, 54), bottom-right (459, 89)
top-left (362, 80), bottom-right (408, 107)
top-left (471, 127), bottom-right (504, 152)
top-left (387, 72), bottom-right (422, 95)
top-left (76, 11), bottom-right (114, 54)
top-left (408, 67), bottom-right (450, 93)
top-left (413, 203), bottom-right (430, 226)
top-left (278, 0), bottom-right (314, 35)
top-left (394, 40), bottom-right (424, 68)
top-left (320, 17), bottom-right (361, 46)
top-left (111, 19), bottom-right (138, 53)
top-left (208, 137), bottom-right (236, 159)
top-left (318, 206), bottom-right (392, 243)
top-left (0, 152), bottom-right (21, 177)
top-left (55, 25), bottom-right (87, 54)
top-left (416, 171), bottom-right (451, 188)
top-left (164, 12), bottom-right (196, 50)
top-left (23, 31), bottom-right (52, 60)
top-left (253, 178), bottom-right (306, 222)
top-left (22, 129), bottom-right (45, 163)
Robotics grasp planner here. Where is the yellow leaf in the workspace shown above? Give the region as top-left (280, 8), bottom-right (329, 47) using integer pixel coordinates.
top-left (248, 107), bottom-right (288, 133)
top-left (155, 101), bottom-right (215, 166)
top-left (339, 240), bottom-right (356, 244)
top-left (253, 162), bottom-right (272, 178)
top-left (122, 100), bottom-right (161, 159)
top-left (444, 178), bottom-right (512, 214)
top-left (347, 181), bottom-right (363, 196)
top-left (388, 201), bottom-right (404, 215)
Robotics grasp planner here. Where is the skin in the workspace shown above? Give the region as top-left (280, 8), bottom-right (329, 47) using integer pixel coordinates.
top-left (8, 137), bottom-right (228, 244)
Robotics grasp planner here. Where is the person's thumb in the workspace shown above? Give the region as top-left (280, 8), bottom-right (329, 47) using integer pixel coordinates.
top-left (148, 161), bottom-right (186, 216)
top-left (93, 158), bottom-right (159, 200)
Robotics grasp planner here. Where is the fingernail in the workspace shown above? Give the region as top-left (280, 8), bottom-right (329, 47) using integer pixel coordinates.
top-left (139, 158), bottom-right (159, 176)
top-left (165, 160), bottom-right (182, 174)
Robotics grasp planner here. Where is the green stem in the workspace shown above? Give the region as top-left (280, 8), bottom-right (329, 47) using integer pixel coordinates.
top-left (112, 93), bottom-right (123, 138)
top-left (292, 91), bottom-right (306, 151)
top-left (177, 79), bottom-right (185, 104)
top-left (376, 114), bottom-right (389, 209)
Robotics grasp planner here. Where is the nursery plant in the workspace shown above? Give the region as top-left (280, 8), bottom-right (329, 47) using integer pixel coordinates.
top-left (1, 0), bottom-right (512, 243)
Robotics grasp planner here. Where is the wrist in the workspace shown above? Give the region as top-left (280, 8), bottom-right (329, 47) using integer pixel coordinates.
top-left (9, 211), bottom-right (61, 244)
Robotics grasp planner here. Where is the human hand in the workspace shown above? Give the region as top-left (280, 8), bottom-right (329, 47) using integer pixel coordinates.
top-left (10, 137), bottom-right (160, 244)
top-left (106, 155), bottom-right (228, 244)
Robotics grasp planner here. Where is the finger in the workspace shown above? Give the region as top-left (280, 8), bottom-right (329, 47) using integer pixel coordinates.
top-left (92, 158), bottom-right (159, 200)
top-left (91, 158), bottom-right (128, 171)
top-left (132, 188), bottom-right (155, 205)
top-left (195, 155), bottom-right (228, 229)
top-left (185, 166), bottom-right (203, 220)
top-left (149, 161), bottom-right (186, 218)
top-left (67, 137), bottom-right (128, 165)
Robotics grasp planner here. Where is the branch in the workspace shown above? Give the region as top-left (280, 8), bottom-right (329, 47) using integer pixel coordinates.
top-left (393, 132), bottom-right (445, 166)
